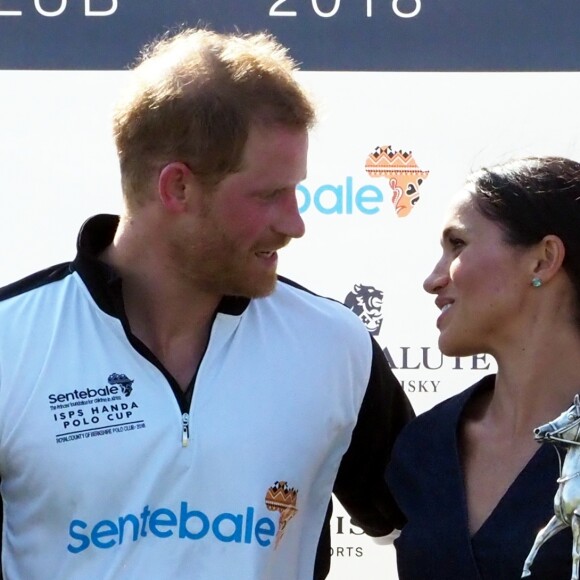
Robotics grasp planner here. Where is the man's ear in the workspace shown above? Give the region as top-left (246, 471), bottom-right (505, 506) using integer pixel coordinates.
top-left (158, 162), bottom-right (196, 213)
top-left (532, 234), bottom-right (566, 283)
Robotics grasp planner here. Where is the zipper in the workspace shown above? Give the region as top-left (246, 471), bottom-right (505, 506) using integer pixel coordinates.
top-left (181, 413), bottom-right (190, 447)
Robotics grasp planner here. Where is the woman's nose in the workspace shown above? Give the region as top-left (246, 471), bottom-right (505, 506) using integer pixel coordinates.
top-left (423, 260), bottom-right (449, 294)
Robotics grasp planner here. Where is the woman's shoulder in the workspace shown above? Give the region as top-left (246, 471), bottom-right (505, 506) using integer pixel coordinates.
top-left (397, 374), bottom-right (496, 442)
top-left (386, 375), bottom-right (497, 501)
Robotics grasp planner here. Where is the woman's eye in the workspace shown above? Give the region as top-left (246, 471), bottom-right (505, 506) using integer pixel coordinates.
top-left (449, 237), bottom-right (465, 249)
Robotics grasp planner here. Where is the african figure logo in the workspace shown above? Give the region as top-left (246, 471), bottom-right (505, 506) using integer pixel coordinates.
top-left (365, 145), bottom-right (429, 217)
top-left (344, 284), bottom-right (384, 336)
top-left (107, 373), bottom-right (134, 397)
top-left (265, 481), bottom-right (298, 548)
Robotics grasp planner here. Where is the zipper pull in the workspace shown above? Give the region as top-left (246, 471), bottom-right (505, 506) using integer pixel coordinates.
top-left (181, 413), bottom-right (190, 447)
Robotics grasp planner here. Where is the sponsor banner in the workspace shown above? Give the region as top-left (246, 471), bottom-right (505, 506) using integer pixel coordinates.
top-left (1, 0), bottom-right (580, 71)
top-left (4, 68), bottom-right (580, 577)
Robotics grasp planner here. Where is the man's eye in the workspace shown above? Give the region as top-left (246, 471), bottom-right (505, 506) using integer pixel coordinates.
top-left (261, 189), bottom-right (283, 200)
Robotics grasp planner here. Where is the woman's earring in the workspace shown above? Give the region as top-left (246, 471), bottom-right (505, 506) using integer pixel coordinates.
top-left (531, 277), bottom-right (543, 288)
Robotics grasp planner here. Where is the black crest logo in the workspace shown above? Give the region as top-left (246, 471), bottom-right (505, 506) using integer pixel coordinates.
top-left (344, 284), bottom-right (384, 336)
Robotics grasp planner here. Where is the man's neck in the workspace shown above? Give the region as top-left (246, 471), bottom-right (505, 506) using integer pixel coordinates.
top-left (100, 218), bottom-right (222, 391)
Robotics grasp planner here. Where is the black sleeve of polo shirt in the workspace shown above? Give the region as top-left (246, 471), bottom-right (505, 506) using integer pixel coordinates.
top-left (332, 335), bottom-right (415, 536)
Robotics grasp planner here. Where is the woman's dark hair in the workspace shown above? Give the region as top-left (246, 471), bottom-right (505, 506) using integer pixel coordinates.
top-left (466, 156), bottom-right (580, 325)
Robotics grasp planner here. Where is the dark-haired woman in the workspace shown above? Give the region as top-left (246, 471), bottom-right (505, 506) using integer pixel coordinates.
top-left (387, 156), bottom-right (580, 579)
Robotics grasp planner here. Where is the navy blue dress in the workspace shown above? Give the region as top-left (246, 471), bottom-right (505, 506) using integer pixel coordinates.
top-left (386, 374), bottom-right (572, 579)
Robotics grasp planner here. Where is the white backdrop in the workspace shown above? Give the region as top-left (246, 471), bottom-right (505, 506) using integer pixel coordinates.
top-left (3, 69), bottom-right (580, 577)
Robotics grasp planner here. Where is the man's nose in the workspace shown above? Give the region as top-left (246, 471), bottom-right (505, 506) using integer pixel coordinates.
top-left (275, 191), bottom-right (306, 239)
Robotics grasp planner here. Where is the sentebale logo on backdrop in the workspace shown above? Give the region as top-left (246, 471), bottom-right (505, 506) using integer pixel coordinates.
top-left (297, 143), bottom-right (429, 218)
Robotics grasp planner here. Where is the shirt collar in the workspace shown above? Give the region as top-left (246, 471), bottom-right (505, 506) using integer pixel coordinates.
top-left (72, 214), bottom-right (250, 317)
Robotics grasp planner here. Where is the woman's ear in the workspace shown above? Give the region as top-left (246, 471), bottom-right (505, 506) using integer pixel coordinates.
top-left (532, 234), bottom-right (566, 283)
